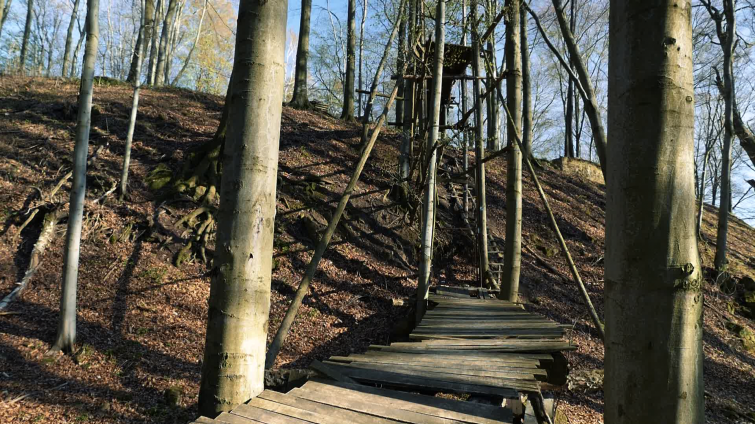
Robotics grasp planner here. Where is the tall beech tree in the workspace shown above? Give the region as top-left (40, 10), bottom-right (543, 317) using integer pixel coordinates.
top-left (416, 0), bottom-right (444, 320)
top-left (127, 0), bottom-right (156, 83)
top-left (19, 0), bottom-right (33, 74)
top-left (197, 0), bottom-right (287, 416)
top-left (50, 0), bottom-right (100, 353)
top-left (289, 0), bottom-right (312, 108)
top-left (341, 0), bottom-right (356, 120)
top-left (606, 0), bottom-right (703, 422)
top-left (61, 0), bottom-right (82, 77)
top-left (500, 0), bottom-right (522, 302)
top-left (702, 0), bottom-right (735, 272)
top-left (155, 0), bottom-right (178, 85)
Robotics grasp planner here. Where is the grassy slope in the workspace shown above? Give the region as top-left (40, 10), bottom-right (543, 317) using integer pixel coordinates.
top-left (0, 76), bottom-right (752, 423)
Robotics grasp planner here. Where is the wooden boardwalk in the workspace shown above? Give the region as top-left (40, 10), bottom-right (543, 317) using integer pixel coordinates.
top-left (192, 290), bottom-right (574, 424)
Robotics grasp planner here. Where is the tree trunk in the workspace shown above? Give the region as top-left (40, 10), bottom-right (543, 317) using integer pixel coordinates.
top-left (471, 0), bottom-right (489, 288)
top-left (565, 72), bottom-right (573, 157)
top-left (19, 0), bottom-right (34, 74)
top-left (485, 1), bottom-right (498, 152)
top-left (357, 0), bottom-right (367, 116)
top-left (416, 0), bottom-right (444, 322)
top-left (70, 25), bottom-right (85, 77)
top-left (520, 5), bottom-right (532, 160)
top-left (500, 0), bottom-right (522, 302)
top-left (119, 0), bottom-right (147, 200)
top-left (50, 0), bottom-right (100, 354)
top-left (340, 0), bottom-right (356, 120)
top-left (605, 1), bottom-right (703, 423)
top-left (147, 0), bottom-right (162, 84)
top-left (550, 0), bottom-right (607, 177)
top-left (197, 0), bottom-right (287, 415)
top-left (289, 0), bottom-right (312, 108)
top-left (61, 0), bottom-right (81, 77)
top-left (399, 0), bottom-right (416, 198)
top-left (708, 0), bottom-right (735, 272)
top-left (154, 0), bottom-right (177, 86)
top-left (127, 0), bottom-right (154, 83)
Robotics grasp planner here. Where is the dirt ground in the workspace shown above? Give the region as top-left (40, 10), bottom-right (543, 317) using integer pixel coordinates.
top-left (0, 76), bottom-right (754, 423)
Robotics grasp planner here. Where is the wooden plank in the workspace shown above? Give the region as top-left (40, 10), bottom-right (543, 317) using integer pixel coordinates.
top-left (372, 343), bottom-right (574, 353)
top-left (258, 390), bottom-right (400, 424)
top-left (327, 354), bottom-right (543, 369)
top-left (308, 379), bottom-right (513, 424)
top-left (231, 404), bottom-right (314, 424)
top-left (192, 418), bottom-right (217, 424)
top-left (417, 320), bottom-right (562, 327)
top-left (302, 380), bottom-right (512, 424)
top-left (323, 359), bottom-right (546, 379)
top-left (361, 350), bottom-right (547, 364)
top-left (311, 365), bottom-right (520, 397)
top-left (246, 397), bottom-right (350, 424)
top-left (215, 412), bottom-right (256, 424)
top-left (310, 359), bottom-right (357, 383)
top-left (411, 328), bottom-right (565, 336)
top-left (367, 346), bottom-right (555, 360)
top-left (324, 361), bottom-right (541, 391)
top-left (291, 387), bottom-right (458, 424)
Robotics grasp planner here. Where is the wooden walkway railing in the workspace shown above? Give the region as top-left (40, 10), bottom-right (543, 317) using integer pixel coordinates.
top-left (192, 289), bottom-right (574, 424)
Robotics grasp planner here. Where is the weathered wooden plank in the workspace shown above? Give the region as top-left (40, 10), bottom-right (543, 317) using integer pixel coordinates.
top-left (324, 361), bottom-right (539, 392)
top-left (302, 380), bottom-right (512, 424)
top-left (291, 387), bottom-right (459, 424)
top-left (246, 397), bottom-right (350, 424)
top-left (372, 342), bottom-right (573, 353)
top-left (309, 359), bottom-right (357, 383)
top-left (311, 364), bottom-right (520, 397)
top-left (192, 417), bottom-right (217, 424)
top-left (411, 328), bottom-right (565, 336)
top-left (258, 390), bottom-right (401, 424)
top-left (214, 412), bottom-right (256, 424)
top-left (323, 359), bottom-right (545, 379)
top-left (309, 379), bottom-right (513, 424)
top-left (231, 404), bottom-right (314, 424)
top-left (366, 346), bottom-right (555, 360)
top-left (417, 320), bottom-right (562, 328)
top-left (327, 353), bottom-right (543, 369)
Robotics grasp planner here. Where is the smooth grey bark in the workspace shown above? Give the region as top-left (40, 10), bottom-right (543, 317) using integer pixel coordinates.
top-left (172, 0), bottom-right (206, 86)
top-left (50, 0), bottom-right (99, 354)
top-left (563, 0), bottom-right (575, 158)
top-left (521, 5), bottom-right (532, 160)
top-left (702, 0), bottom-right (735, 272)
top-left (399, 0), bottom-right (415, 193)
top-left (128, 0), bottom-right (155, 83)
top-left (61, 0), bottom-right (81, 77)
top-left (154, 0), bottom-right (177, 86)
top-left (119, 1), bottom-right (146, 200)
top-left (340, 0), bottom-right (356, 119)
top-left (70, 21), bottom-right (85, 77)
top-left (19, 0), bottom-right (34, 74)
top-left (484, 0), bottom-right (498, 152)
top-left (416, 0), bottom-right (444, 321)
top-left (356, 0), bottom-right (367, 115)
top-left (500, 0), bottom-right (522, 302)
top-left (289, 0), bottom-right (312, 108)
top-left (605, 1), bottom-right (703, 422)
top-left (471, 0), bottom-right (489, 288)
top-left (147, 0), bottom-right (162, 84)
top-left (265, 75), bottom-right (404, 370)
top-left (197, 0), bottom-right (287, 415)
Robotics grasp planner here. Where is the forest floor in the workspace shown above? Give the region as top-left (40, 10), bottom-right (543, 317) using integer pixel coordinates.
top-left (0, 76), bottom-right (754, 424)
